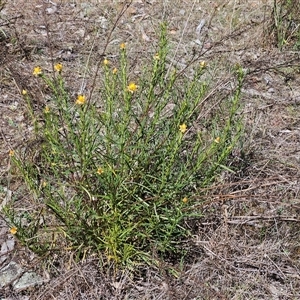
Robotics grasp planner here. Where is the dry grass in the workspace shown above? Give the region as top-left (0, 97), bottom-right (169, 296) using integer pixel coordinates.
top-left (1, 0), bottom-right (300, 299)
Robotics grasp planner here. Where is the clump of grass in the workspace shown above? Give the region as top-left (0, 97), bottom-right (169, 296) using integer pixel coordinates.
top-left (270, 0), bottom-right (300, 50)
top-left (5, 24), bottom-right (244, 268)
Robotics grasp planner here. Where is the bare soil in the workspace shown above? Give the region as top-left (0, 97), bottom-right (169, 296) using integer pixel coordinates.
top-left (1, 0), bottom-right (300, 299)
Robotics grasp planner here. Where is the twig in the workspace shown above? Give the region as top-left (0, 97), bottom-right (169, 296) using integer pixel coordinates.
top-left (0, 14), bottom-right (23, 26)
top-left (265, 253), bottom-right (286, 279)
top-left (227, 215), bottom-right (299, 225)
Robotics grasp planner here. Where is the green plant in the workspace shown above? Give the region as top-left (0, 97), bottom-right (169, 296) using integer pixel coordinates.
top-left (5, 24), bottom-right (244, 268)
top-left (271, 0), bottom-right (300, 50)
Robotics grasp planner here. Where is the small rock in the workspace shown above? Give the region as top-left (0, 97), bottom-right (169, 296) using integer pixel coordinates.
top-left (0, 261), bottom-right (44, 290)
top-left (264, 74), bottom-right (273, 85)
top-left (97, 16), bottom-right (108, 30)
top-left (196, 19), bottom-right (206, 35)
top-left (0, 238), bottom-right (15, 263)
top-left (46, 6), bottom-right (57, 14)
top-left (14, 271), bottom-right (44, 291)
top-left (0, 261), bottom-right (23, 288)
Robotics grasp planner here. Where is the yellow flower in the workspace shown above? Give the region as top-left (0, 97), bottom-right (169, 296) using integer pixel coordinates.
top-left (42, 181), bottom-right (47, 187)
top-left (179, 123), bottom-right (187, 134)
top-left (9, 150), bottom-right (14, 157)
top-left (54, 63), bottom-right (63, 72)
top-left (112, 68), bottom-right (118, 75)
top-left (44, 106), bottom-right (50, 113)
top-left (120, 42), bottom-right (126, 49)
top-left (200, 61), bottom-right (207, 69)
top-left (33, 66), bottom-right (42, 76)
top-left (127, 82), bottom-right (138, 93)
top-left (182, 197), bottom-right (188, 203)
top-left (22, 89), bottom-right (27, 95)
top-left (76, 95), bottom-right (86, 105)
top-left (97, 167), bottom-right (104, 175)
top-left (214, 137), bottom-right (220, 143)
top-left (10, 227), bottom-right (17, 235)
top-left (103, 58), bottom-right (109, 66)
top-left (154, 53), bottom-right (160, 60)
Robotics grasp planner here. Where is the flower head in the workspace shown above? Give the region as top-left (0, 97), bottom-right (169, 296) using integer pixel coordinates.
top-left (154, 53), bottom-right (160, 60)
top-left (42, 181), bottom-right (47, 188)
top-left (22, 89), bottom-right (27, 95)
top-left (200, 61), bottom-right (207, 69)
top-left (10, 227), bottom-right (17, 235)
top-left (9, 150), bottom-right (14, 157)
top-left (54, 63), bottom-right (63, 73)
top-left (182, 197), bottom-right (188, 203)
top-left (112, 68), bottom-right (118, 75)
top-left (97, 167), bottom-right (104, 175)
top-left (120, 43), bottom-right (126, 50)
top-left (179, 123), bottom-right (187, 134)
top-left (76, 94), bottom-right (86, 105)
top-left (127, 82), bottom-right (138, 93)
top-left (103, 58), bottom-right (109, 66)
top-left (44, 106), bottom-right (50, 113)
top-left (214, 137), bottom-right (220, 144)
top-left (33, 66), bottom-right (42, 76)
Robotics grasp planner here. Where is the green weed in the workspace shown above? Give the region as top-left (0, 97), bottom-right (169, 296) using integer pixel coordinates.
top-left (271, 0), bottom-right (300, 50)
top-left (4, 24), bottom-right (244, 268)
